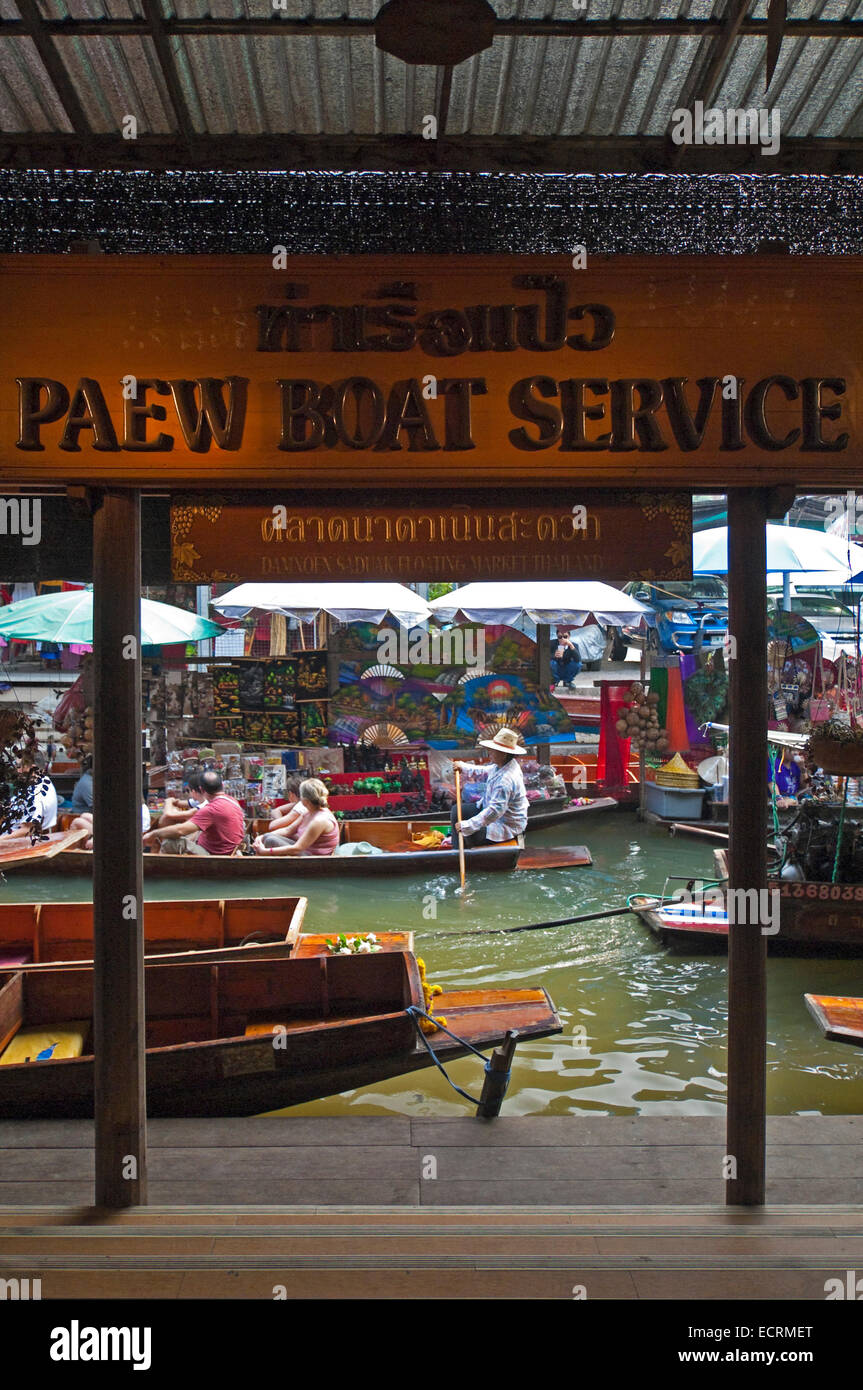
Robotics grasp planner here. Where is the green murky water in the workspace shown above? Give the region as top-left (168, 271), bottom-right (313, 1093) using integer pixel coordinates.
top-left (5, 814), bottom-right (862, 1118)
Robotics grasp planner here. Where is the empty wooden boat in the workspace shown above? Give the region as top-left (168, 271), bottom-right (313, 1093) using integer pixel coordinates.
top-left (0, 949), bottom-right (562, 1118)
top-left (0, 896), bottom-right (308, 968)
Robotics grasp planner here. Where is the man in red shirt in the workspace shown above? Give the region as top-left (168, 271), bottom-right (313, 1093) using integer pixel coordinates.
top-left (144, 770), bottom-right (246, 856)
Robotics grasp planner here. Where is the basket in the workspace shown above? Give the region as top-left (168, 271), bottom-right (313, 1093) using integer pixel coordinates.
top-left (806, 734), bottom-right (863, 777)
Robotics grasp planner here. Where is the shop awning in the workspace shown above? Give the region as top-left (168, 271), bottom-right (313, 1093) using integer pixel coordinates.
top-left (428, 580), bottom-right (652, 626)
top-left (211, 582), bottom-right (431, 629)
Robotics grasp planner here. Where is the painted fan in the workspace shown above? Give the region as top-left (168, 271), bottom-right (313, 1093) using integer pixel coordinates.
top-left (456, 667), bottom-right (495, 684)
top-left (358, 663), bottom-right (407, 696)
top-left (360, 722), bottom-right (410, 746)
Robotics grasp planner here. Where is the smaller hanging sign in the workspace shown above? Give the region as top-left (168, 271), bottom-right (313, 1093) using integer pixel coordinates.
top-left (170, 489), bottom-right (692, 584)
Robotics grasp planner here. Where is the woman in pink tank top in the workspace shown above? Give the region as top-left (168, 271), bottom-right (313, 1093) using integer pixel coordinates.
top-left (252, 778), bottom-right (340, 858)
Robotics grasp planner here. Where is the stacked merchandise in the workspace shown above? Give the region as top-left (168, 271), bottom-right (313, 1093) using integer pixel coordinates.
top-left (654, 753), bottom-right (701, 789)
top-left (212, 659), bottom-right (306, 743)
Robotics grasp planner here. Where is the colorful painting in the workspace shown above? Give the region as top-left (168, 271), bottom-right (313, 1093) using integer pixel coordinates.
top-left (429, 673), bottom-right (577, 747)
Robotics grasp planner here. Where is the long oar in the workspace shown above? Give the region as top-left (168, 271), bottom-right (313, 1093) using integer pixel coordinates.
top-left (454, 765), bottom-right (467, 893)
top-left (423, 902), bottom-right (640, 938)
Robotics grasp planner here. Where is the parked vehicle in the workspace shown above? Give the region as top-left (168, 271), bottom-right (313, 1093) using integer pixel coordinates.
top-left (609, 578), bottom-right (728, 658)
top-left (767, 591), bottom-right (859, 639)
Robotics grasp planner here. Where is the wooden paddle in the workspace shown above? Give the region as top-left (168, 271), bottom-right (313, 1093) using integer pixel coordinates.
top-left (454, 766), bottom-right (467, 892)
top-left (9, 938), bottom-right (297, 974)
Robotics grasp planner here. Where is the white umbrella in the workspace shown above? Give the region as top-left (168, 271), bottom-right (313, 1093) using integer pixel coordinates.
top-left (211, 582), bottom-right (430, 629)
top-left (428, 580), bottom-right (652, 626)
top-left (694, 524), bottom-right (863, 608)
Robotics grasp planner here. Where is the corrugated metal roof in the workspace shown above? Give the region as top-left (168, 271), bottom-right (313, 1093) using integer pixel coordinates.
top-left (1, 0), bottom-right (862, 166)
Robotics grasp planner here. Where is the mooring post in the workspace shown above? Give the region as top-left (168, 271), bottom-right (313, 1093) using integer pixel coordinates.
top-left (725, 488), bottom-right (768, 1205)
top-left (476, 1030), bottom-right (521, 1119)
top-left (92, 488), bottom-right (147, 1207)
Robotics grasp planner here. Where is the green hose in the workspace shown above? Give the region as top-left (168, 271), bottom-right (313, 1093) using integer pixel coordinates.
top-left (831, 776), bottom-right (849, 885)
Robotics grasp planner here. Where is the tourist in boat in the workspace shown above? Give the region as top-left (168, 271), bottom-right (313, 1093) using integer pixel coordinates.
top-left (0, 759), bottom-right (59, 840)
top-left (69, 801), bottom-right (152, 850)
top-left (252, 778), bottom-right (340, 857)
top-left (259, 778), bottom-right (304, 842)
top-left (143, 769), bottom-right (245, 856)
top-left (157, 769), bottom-right (204, 828)
top-left (70, 755), bottom-right (93, 813)
top-left (447, 727), bottom-right (529, 846)
top-left (551, 627), bottom-right (582, 689)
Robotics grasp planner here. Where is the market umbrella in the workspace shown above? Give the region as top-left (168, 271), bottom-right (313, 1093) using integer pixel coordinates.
top-left (0, 589), bottom-right (222, 646)
top-left (693, 525), bottom-right (863, 606)
top-left (428, 580), bottom-right (652, 626)
top-left (211, 582), bottom-right (431, 629)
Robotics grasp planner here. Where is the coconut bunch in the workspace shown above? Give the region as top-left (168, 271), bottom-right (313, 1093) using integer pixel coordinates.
top-left (616, 682), bottom-right (669, 755)
top-left (67, 705), bottom-right (94, 760)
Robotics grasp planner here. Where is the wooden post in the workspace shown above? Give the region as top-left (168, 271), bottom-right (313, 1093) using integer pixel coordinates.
top-left (92, 489), bottom-right (147, 1207)
top-left (476, 1030), bottom-right (520, 1119)
top-left (726, 489), bottom-right (768, 1206)
top-left (536, 622), bottom-right (552, 764)
top-left (638, 645), bottom-right (647, 819)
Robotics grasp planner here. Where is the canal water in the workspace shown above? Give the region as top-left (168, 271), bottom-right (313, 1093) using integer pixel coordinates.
top-left (5, 813), bottom-right (862, 1118)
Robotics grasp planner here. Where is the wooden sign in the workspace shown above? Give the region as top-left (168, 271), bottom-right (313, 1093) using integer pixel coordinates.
top-left (1, 254), bottom-right (860, 489)
top-left (171, 489), bottom-right (692, 582)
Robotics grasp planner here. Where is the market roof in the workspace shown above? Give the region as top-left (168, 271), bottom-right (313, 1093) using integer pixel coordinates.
top-left (2, 0), bottom-right (862, 173)
top-left (212, 581), bottom-right (431, 626)
top-left (429, 579), bottom-right (652, 624)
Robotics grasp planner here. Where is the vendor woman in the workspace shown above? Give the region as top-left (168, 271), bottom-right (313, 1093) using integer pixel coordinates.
top-left (450, 727), bottom-right (529, 846)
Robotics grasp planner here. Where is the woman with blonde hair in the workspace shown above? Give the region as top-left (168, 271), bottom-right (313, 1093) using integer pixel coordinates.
top-left (252, 777), bottom-right (340, 857)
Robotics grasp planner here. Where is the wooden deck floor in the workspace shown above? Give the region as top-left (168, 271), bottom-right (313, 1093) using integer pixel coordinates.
top-left (3, 1118), bottom-right (863, 1298)
top-left (3, 1115), bottom-right (863, 1206)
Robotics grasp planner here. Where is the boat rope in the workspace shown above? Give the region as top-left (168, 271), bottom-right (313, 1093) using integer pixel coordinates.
top-left (405, 1005), bottom-right (504, 1107)
top-left (831, 776), bottom-right (850, 885)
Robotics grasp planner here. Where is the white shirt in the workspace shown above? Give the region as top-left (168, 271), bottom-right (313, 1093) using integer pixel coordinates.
top-left (141, 804), bottom-right (152, 833)
top-left (458, 759), bottom-right (528, 843)
top-left (13, 775), bottom-right (58, 831)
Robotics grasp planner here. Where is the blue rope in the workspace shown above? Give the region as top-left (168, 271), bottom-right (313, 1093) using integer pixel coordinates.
top-left (405, 1004), bottom-right (507, 1107)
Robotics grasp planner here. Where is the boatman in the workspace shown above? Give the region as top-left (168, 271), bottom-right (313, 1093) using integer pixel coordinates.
top-left (448, 727), bottom-right (529, 846)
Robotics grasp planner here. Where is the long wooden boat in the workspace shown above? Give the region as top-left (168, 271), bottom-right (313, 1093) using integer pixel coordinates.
top-left (0, 896), bottom-right (313, 968)
top-left (630, 850), bottom-right (863, 953)
top-left (0, 948), bottom-right (562, 1118)
top-left (24, 839), bottom-right (520, 879)
top-left (4, 817), bottom-right (595, 877)
top-left (521, 796), bottom-right (618, 830)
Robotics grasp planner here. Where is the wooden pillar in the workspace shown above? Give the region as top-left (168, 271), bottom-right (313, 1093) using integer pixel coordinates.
top-left (92, 490), bottom-right (147, 1207)
top-left (536, 623), bottom-right (552, 763)
top-left (725, 489), bottom-right (768, 1205)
